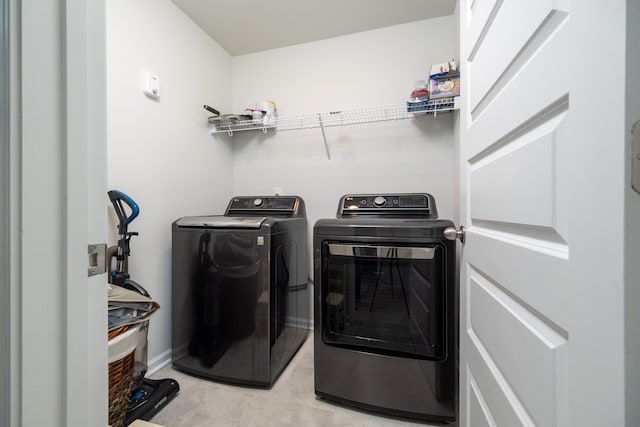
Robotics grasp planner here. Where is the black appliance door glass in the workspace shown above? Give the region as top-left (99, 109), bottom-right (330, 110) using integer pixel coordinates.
top-left (321, 241), bottom-right (446, 360)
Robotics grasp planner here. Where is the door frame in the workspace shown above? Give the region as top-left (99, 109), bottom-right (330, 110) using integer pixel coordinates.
top-left (9, 0), bottom-right (108, 425)
top-left (0, 0), bottom-right (10, 424)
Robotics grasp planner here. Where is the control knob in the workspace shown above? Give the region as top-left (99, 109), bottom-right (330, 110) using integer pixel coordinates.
top-left (374, 196), bottom-right (386, 207)
top-left (253, 198), bottom-right (264, 207)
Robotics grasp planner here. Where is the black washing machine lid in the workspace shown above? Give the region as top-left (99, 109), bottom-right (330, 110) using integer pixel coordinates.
top-left (175, 215), bottom-right (267, 229)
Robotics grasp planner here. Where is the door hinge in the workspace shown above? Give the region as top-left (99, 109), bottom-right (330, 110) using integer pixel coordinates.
top-left (88, 243), bottom-right (107, 277)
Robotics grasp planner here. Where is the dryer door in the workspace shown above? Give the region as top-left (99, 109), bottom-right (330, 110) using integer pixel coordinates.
top-left (320, 241), bottom-right (447, 360)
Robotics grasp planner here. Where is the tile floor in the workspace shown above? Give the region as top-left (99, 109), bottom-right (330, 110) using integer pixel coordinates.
top-left (148, 336), bottom-right (450, 426)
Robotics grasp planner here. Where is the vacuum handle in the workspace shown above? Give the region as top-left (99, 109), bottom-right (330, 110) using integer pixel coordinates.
top-left (122, 279), bottom-right (150, 298)
top-left (108, 190), bottom-right (140, 231)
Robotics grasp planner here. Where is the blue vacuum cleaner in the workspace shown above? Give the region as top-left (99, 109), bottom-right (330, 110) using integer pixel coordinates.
top-left (108, 190), bottom-right (179, 425)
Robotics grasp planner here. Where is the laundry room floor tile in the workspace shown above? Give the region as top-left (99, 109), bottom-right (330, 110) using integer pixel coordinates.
top-left (147, 337), bottom-right (450, 427)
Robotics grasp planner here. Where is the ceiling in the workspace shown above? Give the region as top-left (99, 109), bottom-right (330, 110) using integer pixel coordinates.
top-left (170, 0), bottom-right (457, 56)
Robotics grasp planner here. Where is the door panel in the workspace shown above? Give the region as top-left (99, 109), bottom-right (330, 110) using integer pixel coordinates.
top-left (469, 105), bottom-right (569, 253)
top-left (469, 1), bottom-right (569, 113)
top-left (467, 340), bottom-right (539, 426)
top-left (467, 21), bottom-right (570, 149)
top-left (469, 268), bottom-right (568, 426)
top-left (460, 0), bottom-right (625, 426)
top-left (470, 126), bottom-right (556, 228)
top-left (466, 233), bottom-right (569, 326)
top-left (468, 376), bottom-right (495, 427)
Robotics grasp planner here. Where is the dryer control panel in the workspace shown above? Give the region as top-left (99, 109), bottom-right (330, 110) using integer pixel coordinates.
top-left (338, 193), bottom-right (437, 219)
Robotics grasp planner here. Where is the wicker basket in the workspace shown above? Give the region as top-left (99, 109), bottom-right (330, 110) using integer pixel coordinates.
top-left (108, 326), bottom-right (135, 427)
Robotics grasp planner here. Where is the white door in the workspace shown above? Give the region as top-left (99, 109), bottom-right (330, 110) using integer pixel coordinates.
top-left (16, 0), bottom-right (107, 426)
top-left (459, 1), bottom-right (626, 426)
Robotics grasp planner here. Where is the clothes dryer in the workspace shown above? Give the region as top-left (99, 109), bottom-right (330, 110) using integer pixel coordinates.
top-left (314, 193), bottom-right (457, 422)
top-left (171, 196), bottom-right (308, 387)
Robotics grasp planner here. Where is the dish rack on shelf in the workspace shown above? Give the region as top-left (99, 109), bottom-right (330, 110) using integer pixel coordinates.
top-left (209, 97), bottom-right (458, 159)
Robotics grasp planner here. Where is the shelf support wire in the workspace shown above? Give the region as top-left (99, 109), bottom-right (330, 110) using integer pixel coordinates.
top-left (318, 113), bottom-right (330, 160)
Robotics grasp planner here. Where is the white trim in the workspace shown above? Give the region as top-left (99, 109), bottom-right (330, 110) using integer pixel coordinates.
top-left (7, 0), bottom-right (19, 424)
top-left (0, 0), bottom-right (10, 424)
top-left (20, 0), bottom-right (67, 422)
top-left (147, 348), bottom-right (173, 376)
top-left (19, 1), bottom-right (107, 425)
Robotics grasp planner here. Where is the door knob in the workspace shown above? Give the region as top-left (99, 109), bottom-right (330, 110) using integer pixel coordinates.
top-left (443, 226), bottom-right (465, 243)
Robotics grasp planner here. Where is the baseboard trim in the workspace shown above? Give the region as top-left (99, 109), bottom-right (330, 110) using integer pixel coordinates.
top-left (147, 348), bottom-right (172, 376)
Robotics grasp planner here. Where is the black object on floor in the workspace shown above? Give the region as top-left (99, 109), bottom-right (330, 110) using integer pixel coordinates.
top-left (125, 378), bottom-right (180, 425)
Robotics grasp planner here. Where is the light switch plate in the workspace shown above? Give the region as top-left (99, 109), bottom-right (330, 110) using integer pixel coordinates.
top-left (142, 71), bottom-right (160, 98)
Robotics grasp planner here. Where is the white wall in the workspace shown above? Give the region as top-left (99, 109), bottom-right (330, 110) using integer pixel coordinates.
top-left (231, 16), bottom-right (458, 258)
top-left (106, 0), bottom-right (234, 368)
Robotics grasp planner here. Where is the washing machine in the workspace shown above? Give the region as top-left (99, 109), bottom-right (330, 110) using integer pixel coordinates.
top-left (171, 195), bottom-right (309, 387)
top-left (313, 193), bottom-right (457, 422)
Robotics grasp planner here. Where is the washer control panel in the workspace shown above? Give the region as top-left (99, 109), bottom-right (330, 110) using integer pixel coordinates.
top-left (225, 196), bottom-right (305, 217)
top-left (339, 193), bottom-right (436, 219)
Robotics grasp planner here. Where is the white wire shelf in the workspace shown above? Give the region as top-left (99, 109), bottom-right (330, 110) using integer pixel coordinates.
top-left (209, 97), bottom-right (459, 135)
